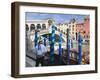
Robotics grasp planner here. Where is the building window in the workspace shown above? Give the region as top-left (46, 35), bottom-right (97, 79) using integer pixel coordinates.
top-left (26, 24), bottom-right (29, 31)
top-left (61, 30), bottom-right (63, 33)
top-left (84, 35), bottom-right (85, 38)
top-left (83, 31), bottom-right (86, 34)
top-left (69, 25), bottom-right (71, 28)
top-left (69, 29), bottom-right (71, 31)
top-left (88, 35), bottom-right (90, 38)
top-left (87, 35), bottom-right (88, 38)
top-left (42, 24), bottom-right (46, 30)
top-left (72, 28), bottom-right (74, 31)
top-left (37, 24), bottom-right (41, 29)
top-left (30, 24), bottom-right (35, 31)
top-left (58, 29), bottom-right (60, 32)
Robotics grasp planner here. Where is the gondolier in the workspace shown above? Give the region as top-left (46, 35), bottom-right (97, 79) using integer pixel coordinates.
top-left (35, 40), bottom-right (47, 67)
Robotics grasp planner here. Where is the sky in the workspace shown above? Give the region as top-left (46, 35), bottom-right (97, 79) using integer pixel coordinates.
top-left (25, 12), bottom-right (89, 23)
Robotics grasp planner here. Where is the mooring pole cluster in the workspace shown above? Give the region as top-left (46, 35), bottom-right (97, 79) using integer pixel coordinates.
top-left (34, 26), bottom-right (83, 65)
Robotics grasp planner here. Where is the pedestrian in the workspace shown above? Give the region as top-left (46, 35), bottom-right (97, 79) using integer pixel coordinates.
top-left (35, 41), bottom-right (47, 67)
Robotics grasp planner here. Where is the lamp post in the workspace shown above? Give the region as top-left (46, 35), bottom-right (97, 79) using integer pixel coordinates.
top-left (35, 30), bottom-right (38, 47)
top-left (67, 29), bottom-right (70, 65)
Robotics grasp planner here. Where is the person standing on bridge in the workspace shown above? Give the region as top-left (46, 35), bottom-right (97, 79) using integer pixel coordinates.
top-left (35, 40), bottom-right (47, 67)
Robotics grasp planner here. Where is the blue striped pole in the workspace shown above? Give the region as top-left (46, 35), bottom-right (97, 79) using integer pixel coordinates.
top-left (67, 29), bottom-right (70, 65)
top-left (59, 32), bottom-right (62, 63)
top-left (35, 30), bottom-right (38, 47)
top-left (44, 37), bottom-right (46, 46)
top-left (50, 26), bottom-right (55, 63)
top-left (78, 33), bottom-right (83, 64)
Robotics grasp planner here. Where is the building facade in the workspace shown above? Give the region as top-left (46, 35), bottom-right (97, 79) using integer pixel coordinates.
top-left (76, 16), bottom-right (90, 42)
top-left (25, 16), bottom-right (90, 42)
top-left (55, 18), bottom-right (77, 40)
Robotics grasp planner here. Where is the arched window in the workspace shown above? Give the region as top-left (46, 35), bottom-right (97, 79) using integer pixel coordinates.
top-left (26, 24), bottom-right (29, 31)
top-left (73, 37), bottom-right (75, 40)
top-left (42, 24), bottom-right (46, 30)
top-left (37, 24), bottom-right (41, 29)
top-left (30, 24), bottom-right (35, 31)
top-left (61, 30), bottom-right (63, 33)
